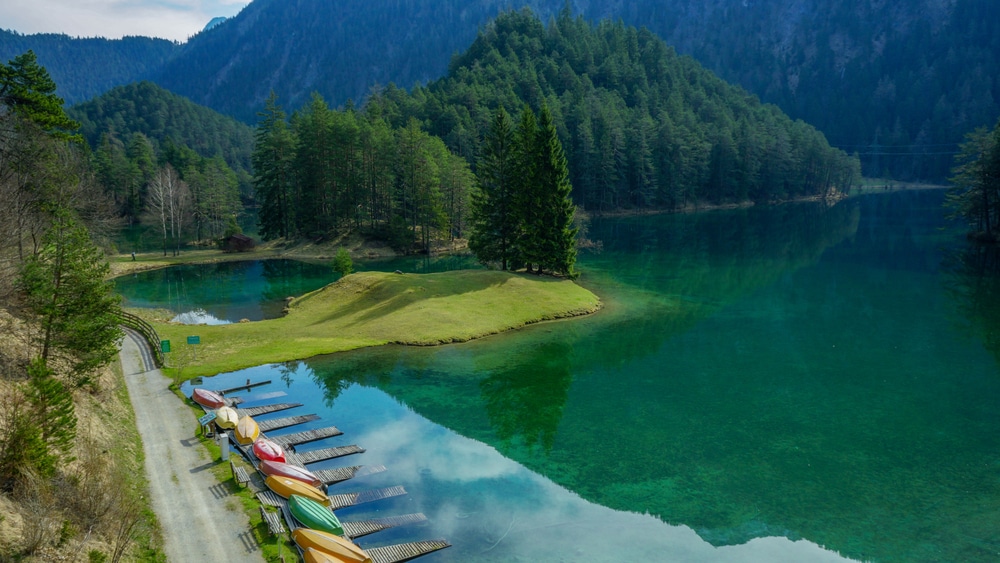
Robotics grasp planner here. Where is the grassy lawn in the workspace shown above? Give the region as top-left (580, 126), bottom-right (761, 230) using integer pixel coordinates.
top-left (144, 269), bottom-right (601, 380)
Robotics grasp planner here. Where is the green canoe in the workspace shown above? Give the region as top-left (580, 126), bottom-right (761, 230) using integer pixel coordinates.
top-left (288, 494), bottom-right (345, 536)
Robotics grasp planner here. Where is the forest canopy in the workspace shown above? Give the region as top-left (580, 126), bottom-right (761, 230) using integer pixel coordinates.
top-left (370, 9), bottom-right (860, 212)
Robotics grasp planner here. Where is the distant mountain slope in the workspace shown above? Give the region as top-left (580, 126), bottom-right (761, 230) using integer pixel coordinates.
top-left (0, 29), bottom-right (178, 105)
top-left (153, 0), bottom-right (999, 182)
top-left (380, 10), bottom-right (858, 211)
top-left (6, 0), bottom-right (994, 182)
top-left (152, 0), bottom-right (538, 123)
top-left (68, 81), bottom-right (254, 175)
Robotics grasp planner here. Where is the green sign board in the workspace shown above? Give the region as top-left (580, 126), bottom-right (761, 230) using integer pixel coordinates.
top-left (187, 335), bottom-right (200, 345)
top-left (160, 340), bottom-right (171, 353)
top-left (198, 412), bottom-right (217, 426)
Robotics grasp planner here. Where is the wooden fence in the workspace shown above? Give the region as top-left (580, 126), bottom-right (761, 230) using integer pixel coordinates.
top-left (116, 310), bottom-right (164, 367)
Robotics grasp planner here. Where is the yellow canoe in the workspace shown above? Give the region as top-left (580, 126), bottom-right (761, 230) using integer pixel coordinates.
top-left (215, 406), bottom-right (239, 429)
top-left (235, 415), bottom-right (259, 445)
top-left (265, 475), bottom-right (330, 507)
top-left (294, 530), bottom-right (371, 563)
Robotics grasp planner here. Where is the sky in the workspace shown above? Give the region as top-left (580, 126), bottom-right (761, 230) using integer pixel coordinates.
top-left (0, 0), bottom-right (250, 43)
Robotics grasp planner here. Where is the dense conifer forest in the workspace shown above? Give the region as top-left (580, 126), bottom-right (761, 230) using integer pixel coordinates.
top-left (377, 10), bottom-right (859, 211)
top-left (247, 10), bottom-right (858, 254)
top-left (0, 29), bottom-right (177, 105)
top-left (5, 1), bottom-right (997, 183)
top-left (68, 82), bottom-right (251, 239)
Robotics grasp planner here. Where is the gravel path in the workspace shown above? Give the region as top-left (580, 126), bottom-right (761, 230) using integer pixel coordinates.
top-left (120, 332), bottom-right (265, 563)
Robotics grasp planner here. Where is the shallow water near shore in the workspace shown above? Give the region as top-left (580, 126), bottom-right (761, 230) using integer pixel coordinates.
top-left (172, 190), bottom-right (1000, 562)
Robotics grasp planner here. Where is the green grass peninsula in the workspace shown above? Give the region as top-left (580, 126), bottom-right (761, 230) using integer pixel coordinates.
top-left (144, 269), bottom-right (601, 379)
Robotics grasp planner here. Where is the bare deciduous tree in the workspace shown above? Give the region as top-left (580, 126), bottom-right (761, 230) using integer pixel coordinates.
top-left (146, 164), bottom-right (191, 256)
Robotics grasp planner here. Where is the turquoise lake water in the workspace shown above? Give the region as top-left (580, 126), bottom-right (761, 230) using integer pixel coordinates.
top-left (165, 190), bottom-right (1000, 562)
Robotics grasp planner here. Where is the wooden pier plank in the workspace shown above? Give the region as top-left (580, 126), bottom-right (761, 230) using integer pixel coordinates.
top-left (314, 464), bottom-right (386, 486)
top-left (268, 426), bottom-right (342, 449)
top-left (257, 414), bottom-right (320, 432)
top-left (342, 513), bottom-right (427, 540)
top-left (215, 379), bottom-right (271, 394)
top-left (367, 540), bottom-right (451, 563)
top-left (235, 402), bottom-right (302, 418)
top-left (286, 444), bottom-right (364, 467)
top-left (255, 490), bottom-right (287, 508)
top-left (328, 486), bottom-right (407, 511)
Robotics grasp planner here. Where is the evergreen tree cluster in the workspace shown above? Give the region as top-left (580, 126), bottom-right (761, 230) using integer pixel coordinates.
top-left (947, 118), bottom-right (1000, 240)
top-left (69, 82), bottom-right (249, 240)
top-left (0, 52), bottom-right (122, 488)
top-left (374, 9), bottom-right (859, 212)
top-left (0, 29), bottom-right (178, 105)
top-left (253, 93), bottom-right (474, 253)
top-left (469, 106), bottom-right (577, 276)
top-left (69, 81), bottom-right (254, 178)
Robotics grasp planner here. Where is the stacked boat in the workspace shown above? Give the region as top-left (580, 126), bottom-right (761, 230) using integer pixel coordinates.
top-left (189, 385), bottom-right (450, 563)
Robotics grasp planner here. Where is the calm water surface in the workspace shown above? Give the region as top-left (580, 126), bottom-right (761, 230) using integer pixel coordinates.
top-left (172, 190), bottom-right (1000, 562)
top-left (114, 255), bottom-right (478, 323)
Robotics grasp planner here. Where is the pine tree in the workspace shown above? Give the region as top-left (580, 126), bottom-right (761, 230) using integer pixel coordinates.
top-left (947, 120), bottom-right (1000, 240)
top-left (469, 107), bottom-right (519, 270)
top-left (514, 105), bottom-right (540, 272)
top-left (0, 50), bottom-right (80, 139)
top-left (252, 92), bottom-right (296, 240)
top-left (25, 357), bottom-right (77, 471)
top-left (19, 210), bottom-right (123, 382)
top-left (533, 105), bottom-right (578, 277)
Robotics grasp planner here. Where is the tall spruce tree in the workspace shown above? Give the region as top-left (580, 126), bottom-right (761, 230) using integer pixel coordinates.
top-left (25, 357), bottom-right (77, 471)
top-left (947, 120), bottom-right (1000, 239)
top-left (514, 105), bottom-right (541, 272)
top-left (533, 105), bottom-right (578, 277)
top-left (469, 107), bottom-right (519, 270)
top-left (253, 92), bottom-right (296, 240)
top-left (0, 50), bottom-right (80, 140)
top-left (19, 210), bottom-right (123, 382)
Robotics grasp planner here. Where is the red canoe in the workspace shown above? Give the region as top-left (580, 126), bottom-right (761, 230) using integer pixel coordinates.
top-left (260, 460), bottom-right (323, 489)
top-left (191, 388), bottom-right (225, 409)
top-left (252, 438), bottom-right (286, 463)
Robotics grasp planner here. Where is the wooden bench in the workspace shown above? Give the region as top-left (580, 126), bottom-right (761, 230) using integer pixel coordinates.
top-left (260, 506), bottom-right (285, 535)
top-left (231, 460), bottom-right (251, 488)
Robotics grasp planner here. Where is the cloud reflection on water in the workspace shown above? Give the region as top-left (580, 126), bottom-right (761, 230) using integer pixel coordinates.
top-left (303, 382), bottom-right (856, 562)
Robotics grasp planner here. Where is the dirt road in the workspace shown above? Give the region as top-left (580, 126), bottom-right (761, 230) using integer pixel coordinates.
top-left (120, 332), bottom-right (265, 563)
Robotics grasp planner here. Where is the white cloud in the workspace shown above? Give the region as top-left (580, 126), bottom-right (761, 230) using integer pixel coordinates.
top-left (0, 0), bottom-right (249, 42)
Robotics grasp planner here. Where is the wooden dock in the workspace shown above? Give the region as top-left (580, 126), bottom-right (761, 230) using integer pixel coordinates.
top-left (286, 444), bottom-right (364, 466)
top-left (368, 540), bottom-right (451, 563)
top-left (215, 379), bottom-right (271, 394)
top-left (329, 486), bottom-right (407, 511)
top-left (269, 426), bottom-right (342, 449)
top-left (341, 513), bottom-right (427, 540)
top-left (235, 402), bottom-right (301, 418)
top-left (256, 414), bottom-right (320, 432)
top-left (314, 464), bottom-right (386, 486)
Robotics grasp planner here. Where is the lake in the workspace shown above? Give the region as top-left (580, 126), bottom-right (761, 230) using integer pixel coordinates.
top-left (163, 190), bottom-right (1000, 562)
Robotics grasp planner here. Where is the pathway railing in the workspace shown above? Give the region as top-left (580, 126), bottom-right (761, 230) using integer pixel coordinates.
top-left (116, 310), bottom-right (164, 367)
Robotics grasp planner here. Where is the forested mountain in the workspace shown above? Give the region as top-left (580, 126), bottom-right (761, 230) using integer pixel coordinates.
top-left (0, 30), bottom-right (178, 105)
top-left (377, 10), bottom-right (858, 211)
top-left (69, 81), bottom-right (254, 176)
top-left (151, 0), bottom-right (998, 182)
top-left (68, 82), bottom-right (251, 234)
top-left (5, 0), bottom-right (993, 182)
top-left (249, 9), bottom-right (855, 257)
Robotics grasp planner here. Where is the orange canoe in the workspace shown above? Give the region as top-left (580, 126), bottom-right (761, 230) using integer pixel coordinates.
top-left (294, 530), bottom-right (371, 563)
top-left (265, 475), bottom-right (330, 507)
